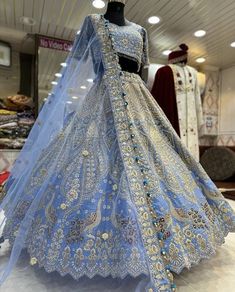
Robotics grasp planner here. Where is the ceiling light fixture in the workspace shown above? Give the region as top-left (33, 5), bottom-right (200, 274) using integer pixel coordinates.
top-left (80, 85), bottom-right (87, 89)
top-left (92, 0), bottom-right (105, 9)
top-left (230, 42), bottom-right (235, 48)
top-left (72, 96), bottom-right (79, 99)
top-left (51, 81), bottom-right (58, 85)
top-left (60, 62), bottom-right (67, 67)
top-left (55, 73), bottom-right (63, 78)
top-left (162, 50), bottom-right (172, 56)
top-left (77, 30), bottom-right (81, 35)
top-left (196, 57), bottom-right (206, 63)
top-left (87, 79), bottom-right (94, 83)
top-left (148, 16), bottom-right (160, 24)
top-left (20, 16), bottom-right (36, 26)
top-left (194, 30), bottom-right (206, 37)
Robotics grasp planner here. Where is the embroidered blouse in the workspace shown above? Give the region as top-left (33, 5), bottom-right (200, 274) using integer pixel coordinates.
top-left (108, 20), bottom-right (149, 70)
top-left (75, 15), bottom-right (149, 71)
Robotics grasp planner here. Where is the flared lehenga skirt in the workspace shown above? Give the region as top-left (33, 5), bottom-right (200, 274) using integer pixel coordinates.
top-left (2, 72), bottom-right (235, 289)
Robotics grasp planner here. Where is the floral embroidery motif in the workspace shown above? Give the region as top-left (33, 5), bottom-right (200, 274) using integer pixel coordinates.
top-left (30, 257), bottom-right (38, 266)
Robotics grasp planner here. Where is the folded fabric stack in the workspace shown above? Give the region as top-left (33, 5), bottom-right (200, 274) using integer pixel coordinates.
top-left (0, 109), bottom-right (17, 115)
top-left (0, 127), bottom-right (30, 138)
top-left (0, 114), bottom-right (18, 124)
top-left (0, 138), bottom-right (26, 149)
top-left (18, 117), bottom-right (35, 127)
top-left (0, 109), bottom-right (19, 130)
top-left (0, 95), bottom-right (35, 149)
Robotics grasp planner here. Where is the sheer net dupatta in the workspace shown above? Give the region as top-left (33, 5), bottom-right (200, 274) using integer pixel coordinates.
top-left (0, 15), bottom-right (103, 284)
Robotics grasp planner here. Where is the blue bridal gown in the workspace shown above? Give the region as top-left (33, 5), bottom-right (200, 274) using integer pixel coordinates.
top-left (0, 14), bottom-right (235, 292)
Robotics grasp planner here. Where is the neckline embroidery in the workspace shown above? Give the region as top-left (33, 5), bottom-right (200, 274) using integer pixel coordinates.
top-left (101, 14), bottom-right (133, 28)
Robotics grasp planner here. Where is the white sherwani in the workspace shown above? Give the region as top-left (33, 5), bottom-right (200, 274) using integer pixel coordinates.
top-left (169, 64), bottom-right (204, 161)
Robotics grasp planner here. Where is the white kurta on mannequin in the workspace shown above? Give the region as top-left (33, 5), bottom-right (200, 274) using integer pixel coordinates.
top-left (169, 64), bottom-right (204, 161)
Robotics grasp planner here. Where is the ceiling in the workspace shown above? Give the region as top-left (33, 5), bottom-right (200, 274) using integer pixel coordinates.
top-left (0, 0), bottom-right (235, 98)
top-left (0, 0), bottom-right (235, 68)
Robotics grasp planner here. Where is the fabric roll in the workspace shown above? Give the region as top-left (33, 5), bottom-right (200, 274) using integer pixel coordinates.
top-left (17, 111), bottom-right (34, 119)
top-left (0, 110), bottom-right (17, 116)
top-left (18, 118), bottom-right (35, 127)
top-left (0, 138), bottom-right (26, 149)
top-left (0, 122), bottom-right (18, 129)
top-left (0, 117), bottom-right (18, 126)
top-left (0, 115), bottom-right (18, 122)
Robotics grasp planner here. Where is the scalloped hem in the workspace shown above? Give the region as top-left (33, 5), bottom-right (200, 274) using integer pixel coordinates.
top-left (24, 228), bottom-right (234, 283)
top-left (27, 249), bottom-right (149, 282)
top-left (171, 227), bottom-right (232, 275)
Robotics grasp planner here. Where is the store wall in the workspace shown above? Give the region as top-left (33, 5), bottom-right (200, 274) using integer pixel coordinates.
top-left (217, 65), bottom-right (235, 146)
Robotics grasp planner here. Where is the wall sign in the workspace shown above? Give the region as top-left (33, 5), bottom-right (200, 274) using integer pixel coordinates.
top-left (38, 36), bottom-right (73, 52)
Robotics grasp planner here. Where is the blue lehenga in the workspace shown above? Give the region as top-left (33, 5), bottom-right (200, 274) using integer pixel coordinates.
top-left (0, 14), bottom-right (235, 292)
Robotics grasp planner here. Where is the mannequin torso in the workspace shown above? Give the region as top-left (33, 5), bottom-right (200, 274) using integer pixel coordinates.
top-left (104, 2), bottom-right (140, 74)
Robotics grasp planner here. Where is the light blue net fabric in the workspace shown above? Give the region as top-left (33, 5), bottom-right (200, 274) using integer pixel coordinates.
top-left (0, 15), bottom-right (104, 284)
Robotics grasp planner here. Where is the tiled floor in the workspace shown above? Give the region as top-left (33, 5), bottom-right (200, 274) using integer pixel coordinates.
top-left (0, 200), bottom-right (235, 292)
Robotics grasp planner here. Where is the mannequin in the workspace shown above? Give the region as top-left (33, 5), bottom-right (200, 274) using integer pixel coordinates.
top-left (104, 0), bottom-right (140, 74)
top-left (151, 44), bottom-right (204, 162)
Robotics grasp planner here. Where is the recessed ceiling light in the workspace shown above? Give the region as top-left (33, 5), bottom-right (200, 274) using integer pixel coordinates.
top-left (20, 16), bottom-right (36, 26)
top-left (87, 79), bottom-right (94, 83)
top-left (44, 98), bottom-right (47, 102)
top-left (60, 62), bottom-right (67, 67)
top-left (51, 81), bottom-right (58, 85)
top-left (55, 73), bottom-right (63, 78)
top-left (196, 57), bottom-right (206, 63)
top-left (230, 42), bottom-right (235, 47)
top-left (72, 96), bottom-right (79, 99)
top-left (80, 85), bottom-right (87, 89)
top-left (148, 16), bottom-right (160, 24)
top-left (77, 30), bottom-right (81, 35)
top-left (66, 101), bottom-right (73, 104)
top-left (194, 30), bottom-right (206, 37)
top-left (162, 50), bottom-right (172, 56)
top-left (92, 0), bottom-right (105, 9)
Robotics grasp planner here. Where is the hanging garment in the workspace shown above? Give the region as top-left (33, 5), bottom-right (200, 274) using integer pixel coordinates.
top-left (0, 14), bottom-right (234, 292)
top-left (151, 64), bottom-right (204, 162)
